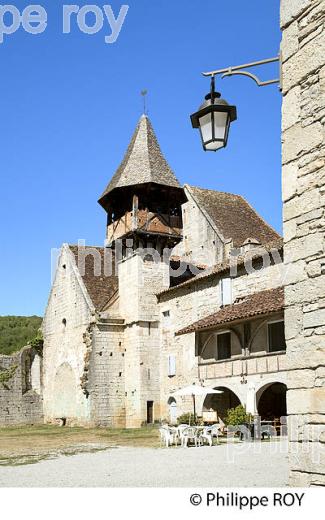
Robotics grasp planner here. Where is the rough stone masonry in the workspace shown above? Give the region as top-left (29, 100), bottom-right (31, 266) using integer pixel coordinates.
top-left (281, 0), bottom-right (325, 486)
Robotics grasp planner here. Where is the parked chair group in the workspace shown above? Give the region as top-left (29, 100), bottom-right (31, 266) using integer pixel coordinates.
top-left (159, 423), bottom-right (223, 448)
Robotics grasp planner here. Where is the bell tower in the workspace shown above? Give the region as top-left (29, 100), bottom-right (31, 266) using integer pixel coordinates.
top-left (98, 115), bottom-right (186, 427)
top-left (98, 114), bottom-right (186, 254)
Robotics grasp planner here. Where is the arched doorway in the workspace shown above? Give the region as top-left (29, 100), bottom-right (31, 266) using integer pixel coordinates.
top-left (203, 386), bottom-right (241, 421)
top-left (168, 397), bottom-right (178, 425)
top-left (257, 382), bottom-right (287, 421)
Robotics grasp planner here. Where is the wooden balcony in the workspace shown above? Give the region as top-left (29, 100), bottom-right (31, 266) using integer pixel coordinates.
top-left (107, 209), bottom-right (182, 244)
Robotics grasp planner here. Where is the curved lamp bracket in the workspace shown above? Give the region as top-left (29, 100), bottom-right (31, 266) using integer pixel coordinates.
top-left (221, 69), bottom-right (279, 87)
top-left (202, 56), bottom-right (281, 89)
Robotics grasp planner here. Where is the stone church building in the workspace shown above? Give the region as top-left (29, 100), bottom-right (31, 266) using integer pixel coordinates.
top-left (42, 114), bottom-right (288, 428)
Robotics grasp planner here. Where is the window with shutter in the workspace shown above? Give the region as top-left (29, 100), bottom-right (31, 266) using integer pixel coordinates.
top-left (220, 278), bottom-right (232, 306)
top-left (168, 354), bottom-right (176, 376)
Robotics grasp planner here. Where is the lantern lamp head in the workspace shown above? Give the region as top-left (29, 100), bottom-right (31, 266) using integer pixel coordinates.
top-left (191, 78), bottom-right (237, 152)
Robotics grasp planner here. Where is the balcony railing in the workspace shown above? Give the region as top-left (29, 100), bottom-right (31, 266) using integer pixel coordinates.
top-left (198, 350), bottom-right (287, 379)
top-left (107, 210), bottom-right (182, 243)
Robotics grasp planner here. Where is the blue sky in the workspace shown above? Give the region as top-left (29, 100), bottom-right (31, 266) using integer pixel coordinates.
top-left (0, 0), bottom-right (282, 316)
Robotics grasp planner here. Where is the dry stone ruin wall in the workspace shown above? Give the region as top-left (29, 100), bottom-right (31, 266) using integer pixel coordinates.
top-left (0, 346), bottom-right (43, 426)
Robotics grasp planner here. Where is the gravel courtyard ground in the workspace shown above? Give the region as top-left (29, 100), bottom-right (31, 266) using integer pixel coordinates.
top-left (0, 439), bottom-right (288, 487)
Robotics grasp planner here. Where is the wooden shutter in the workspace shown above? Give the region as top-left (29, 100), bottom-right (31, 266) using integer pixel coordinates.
top-left (168, 354), bottom-right (176, 376)
top-left (220, 277), bottom-right (232, 306)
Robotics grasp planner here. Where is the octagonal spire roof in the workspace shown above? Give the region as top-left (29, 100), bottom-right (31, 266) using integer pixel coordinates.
top-left (98, 115), bottom-right (182, 208)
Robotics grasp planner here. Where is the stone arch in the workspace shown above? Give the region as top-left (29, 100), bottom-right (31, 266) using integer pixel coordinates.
top-left (248, 318), bottom-right (268, 351)
top-left (256, 381), bottom-right (287, 421)
top-left (202, 385), bottom-right (242, 421)
top-left (52, 362), bottom-right (78, 419)
top-left (167, 396), bottom-right (178, 424)
top-left (255, 372), bottom-right (287, 396)
top-left (200, 329), bottom-right (243, 361)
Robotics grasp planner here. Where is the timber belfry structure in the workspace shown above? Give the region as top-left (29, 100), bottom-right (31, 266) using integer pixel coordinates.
top-left (40, 115), bottom-right (288, 430)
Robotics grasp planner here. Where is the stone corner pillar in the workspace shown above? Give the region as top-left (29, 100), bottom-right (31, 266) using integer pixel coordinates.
top-left (281, 0), bottom-right (325, 487)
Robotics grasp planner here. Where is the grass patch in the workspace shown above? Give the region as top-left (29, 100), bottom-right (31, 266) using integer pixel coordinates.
top-left (0, 424), bottom-right (160, 466)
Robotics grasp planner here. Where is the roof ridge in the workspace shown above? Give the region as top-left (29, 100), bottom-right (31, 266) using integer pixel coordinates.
top-left (68, 244), bottom-right (106, 250)
top-left (185, 183), bottom-right (242, 198)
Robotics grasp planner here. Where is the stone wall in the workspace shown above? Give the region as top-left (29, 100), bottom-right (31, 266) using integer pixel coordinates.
top-left (118, 253), bottom-right (170, 426)
top-left (281, 0), bottom-right (325, 486)
top-left (173, 187), bottom-right (225, 265)
top-left (233, 256), bottom-right (284, 298)
top-left (88, 321), bottom-right (126, 427)
top-left (158, 258), bottom-right (283, 421)
top-left (0, 346), bottom-right (43, 426)
top-left (42, 245), bottom-right (93, 425)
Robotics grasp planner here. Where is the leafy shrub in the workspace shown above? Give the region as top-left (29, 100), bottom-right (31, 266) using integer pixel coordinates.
top-left (177, 413), bottom-right (200, 425)
top-left (28, 331), bottom-right (44, 356)
top-left (224, 405), bottom-right (252, 426)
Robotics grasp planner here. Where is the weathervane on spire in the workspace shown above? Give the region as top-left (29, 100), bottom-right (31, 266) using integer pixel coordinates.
top-left (141, 89), bottom-right (148, 115)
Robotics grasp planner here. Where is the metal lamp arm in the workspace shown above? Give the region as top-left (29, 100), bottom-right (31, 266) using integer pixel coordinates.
top-left (202, 56), bottom-right (280, 88)
top-left (221, 69), bottom-right (279, 87)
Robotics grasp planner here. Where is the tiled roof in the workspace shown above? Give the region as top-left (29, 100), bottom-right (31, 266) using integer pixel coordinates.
top-left (187, 185), bottom-right (280, 248)
top-left (99, 115), bottom-right (182, 206)
top-left (176, 286), bottom-right (284, 335)
top-left (69, 245), bottom-right (118, 311)
top-left (158, 238), bottom-right (283, 297)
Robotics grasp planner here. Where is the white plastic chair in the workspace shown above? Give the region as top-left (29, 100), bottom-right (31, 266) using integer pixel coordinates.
top-left (198, 426), bottom-right (213, 446)
top-left (159, 426), bottom-right (177, 447)
top-left (181, 427), bottom-right (199, 447)
top-left (210, 423), bottom-right (223, 441)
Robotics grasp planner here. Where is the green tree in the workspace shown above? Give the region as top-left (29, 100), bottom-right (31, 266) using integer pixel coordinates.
top-left (224, 405), bottom-right (252, 426)
top-left (0, 316), bottom-right (42, 355)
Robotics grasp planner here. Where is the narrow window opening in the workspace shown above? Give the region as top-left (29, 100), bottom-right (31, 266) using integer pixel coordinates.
top-left (268, 321), bottom-right (286, 352)
top-left (146, 401), bottom-right (154, 424)
top-left (217, 332), bottom-right (231, 360)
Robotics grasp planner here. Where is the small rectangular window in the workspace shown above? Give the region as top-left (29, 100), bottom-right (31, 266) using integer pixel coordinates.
top-left (220, 278), bottom-right (232, 306)
top-left (268, 321), bottom-right (286, 352)
top-left (217, 332), bottom-right (231, 360)
top-left (162, 310), bottom-right (171, 328)
top-left (168, 354), bottom-right (176, 376)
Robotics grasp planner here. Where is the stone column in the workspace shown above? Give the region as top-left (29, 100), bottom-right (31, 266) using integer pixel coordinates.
top-left (246, 382), bottom-right (257, 415)
top-left (281, 0), bottom-right (325, 486)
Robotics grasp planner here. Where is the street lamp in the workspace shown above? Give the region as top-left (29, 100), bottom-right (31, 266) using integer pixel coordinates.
top-left (190, 76), bottom-right (237, 152)
top-left (191, 56), bottom-right (280, 152)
